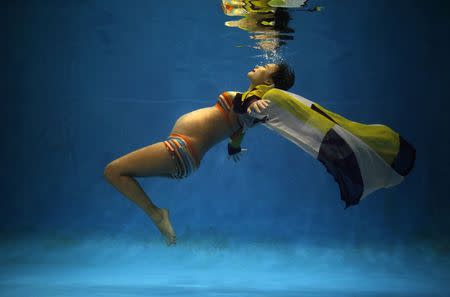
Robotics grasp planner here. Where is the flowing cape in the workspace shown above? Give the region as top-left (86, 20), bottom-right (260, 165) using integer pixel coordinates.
top-left (254, 88), bottom-right (416, 208)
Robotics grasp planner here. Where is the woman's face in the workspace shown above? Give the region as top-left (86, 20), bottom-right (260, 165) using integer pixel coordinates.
top-left (247, 63), bottom-right (278, 86)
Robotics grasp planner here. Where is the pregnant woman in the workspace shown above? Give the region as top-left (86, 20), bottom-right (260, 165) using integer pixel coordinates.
top-left (103, 63), bottom-right (296, 246)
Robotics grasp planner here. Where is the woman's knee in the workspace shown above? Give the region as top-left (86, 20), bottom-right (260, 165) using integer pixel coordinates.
top-left (103, 161), bottom-right (122, 182)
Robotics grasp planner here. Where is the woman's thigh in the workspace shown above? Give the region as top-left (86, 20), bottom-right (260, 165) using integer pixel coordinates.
top-left (110, 142), bottom-right (177, 178)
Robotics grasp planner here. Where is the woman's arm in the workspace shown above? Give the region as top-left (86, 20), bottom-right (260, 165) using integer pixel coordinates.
top-left (232, 93), bottom-right (261, 114)
top-left (227, 127), bottom-right (246, 162)
top-left (232, 84), bottom-right (273, 114)
top-left (229, 127), bottom-right (245, 149)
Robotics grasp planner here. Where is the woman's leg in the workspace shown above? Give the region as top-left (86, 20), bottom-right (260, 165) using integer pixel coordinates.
top-left (103, 141), bottom-right (177, 245)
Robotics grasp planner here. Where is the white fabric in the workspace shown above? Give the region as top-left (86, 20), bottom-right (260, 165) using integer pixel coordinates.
top-left (332, 125), bottom-right (404, 200)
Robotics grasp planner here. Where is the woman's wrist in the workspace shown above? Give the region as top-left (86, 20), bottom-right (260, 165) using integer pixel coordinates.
top-left (228, 143), bottom-right (241, 155)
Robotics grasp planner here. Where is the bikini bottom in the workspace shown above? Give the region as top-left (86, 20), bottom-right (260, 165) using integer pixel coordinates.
top-left (163, 133), bottom-right (201, 179)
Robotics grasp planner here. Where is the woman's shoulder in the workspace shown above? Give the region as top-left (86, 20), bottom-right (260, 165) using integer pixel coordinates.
top-left (219, 91), bottom-right (241, 102)
top-left (220, 90), bottom-right (240, 96)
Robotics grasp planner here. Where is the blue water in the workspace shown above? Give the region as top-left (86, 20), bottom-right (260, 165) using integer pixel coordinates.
top-left (1, 236), bottom-right (449, 296)
top-left (3, 0), bottom-right (450, 296)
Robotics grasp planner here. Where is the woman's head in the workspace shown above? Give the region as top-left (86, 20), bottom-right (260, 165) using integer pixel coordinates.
top-left (247, 62), bottom-right (295, 90)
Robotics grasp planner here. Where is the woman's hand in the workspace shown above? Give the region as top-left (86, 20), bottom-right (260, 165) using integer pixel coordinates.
top-left (247, 99), bottom-right (270, 114)
top-left (227, 143), bottom-right (248, 163)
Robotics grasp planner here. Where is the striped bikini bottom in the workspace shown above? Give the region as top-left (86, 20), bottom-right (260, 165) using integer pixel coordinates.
top-left (163, 133), bottom-right (201, 179)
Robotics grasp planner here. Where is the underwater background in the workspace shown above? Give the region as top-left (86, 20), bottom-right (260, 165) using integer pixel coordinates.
top-left (3, 0), bottom-right (450, 296)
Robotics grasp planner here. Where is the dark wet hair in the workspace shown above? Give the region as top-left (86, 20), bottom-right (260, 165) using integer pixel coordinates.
top-left (271, 62), bottom-right (295, 90)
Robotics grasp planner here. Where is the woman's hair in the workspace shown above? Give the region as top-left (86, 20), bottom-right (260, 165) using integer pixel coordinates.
top-left (271, 62), bottom-right (295, 90)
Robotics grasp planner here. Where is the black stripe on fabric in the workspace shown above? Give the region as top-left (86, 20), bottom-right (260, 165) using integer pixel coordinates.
top-left (391, 135), bottom-right (416, 176)
top-left (232, 93), bottom-right (244, 114)
top-left (242, 95), bottom-right (261, 113)
top-left (317, 128), bottom-right (364, 209)
top-left (311, 104), bottom-right (338, 125)
top-left (232, 93), bottom-right (261, 114)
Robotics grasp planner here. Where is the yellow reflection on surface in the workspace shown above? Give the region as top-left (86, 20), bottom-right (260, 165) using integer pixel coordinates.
top-left (221, 0), bottom-right (322, 59)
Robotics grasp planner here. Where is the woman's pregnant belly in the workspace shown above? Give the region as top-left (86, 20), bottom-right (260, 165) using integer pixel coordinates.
top-left (169, 106), bottom-right (241, 161)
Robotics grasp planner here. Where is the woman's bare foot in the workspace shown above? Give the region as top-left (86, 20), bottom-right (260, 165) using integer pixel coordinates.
top-left (151, 208), bottom-right (176, 246)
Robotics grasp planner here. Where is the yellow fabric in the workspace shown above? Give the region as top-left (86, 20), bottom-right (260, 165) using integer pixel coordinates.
top-left (312, 103), bottom-right (400, 165)
top-left (226, 85), bottom-right (272, 148)
top-left (242, 0), bottom-right (275, 13)
top-left (262, 88), bottom-right (400, 165)
top-left (242, 84), bottom-right (273, 103)
top-left (263, 89), bottom-right (334, 134)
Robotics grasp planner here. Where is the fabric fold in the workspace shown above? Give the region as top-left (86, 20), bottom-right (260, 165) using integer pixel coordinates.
top-left (255, 88), bottom-right (416, 208)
